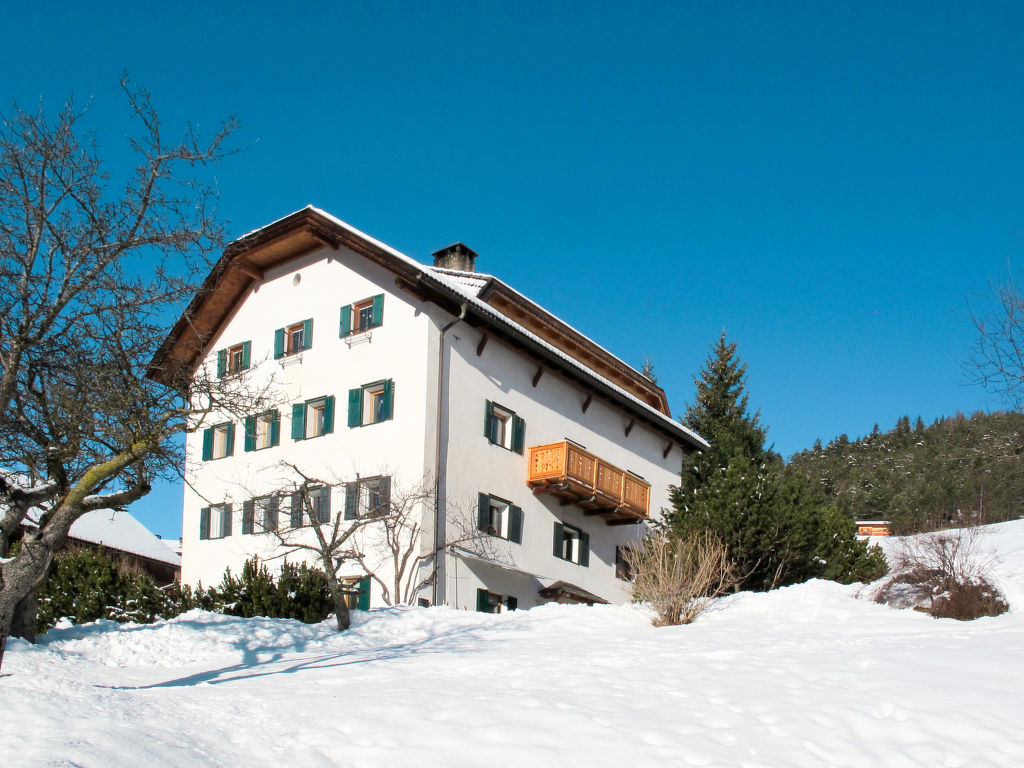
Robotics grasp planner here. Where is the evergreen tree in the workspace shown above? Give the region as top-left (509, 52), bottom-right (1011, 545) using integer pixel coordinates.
top-left (668, 333), bottom-right (885, 590)
top-left (673, 332), bottom-right (773, 503)
top-left (641, 357), bottom-right (658, 384)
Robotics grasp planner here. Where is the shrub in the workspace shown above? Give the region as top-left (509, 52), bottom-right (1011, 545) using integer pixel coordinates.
top-left (875, 526), bottom-right (1009, 621)
top-left (208, 557), bottom-right (333, 623)
top-left (627, 531), bottom-right (736, 626)
top-left (36, 546), bottom-right (184, 633)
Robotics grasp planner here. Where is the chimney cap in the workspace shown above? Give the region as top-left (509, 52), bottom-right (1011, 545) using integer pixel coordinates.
top-left (432, 242), bottom-right (479, 272)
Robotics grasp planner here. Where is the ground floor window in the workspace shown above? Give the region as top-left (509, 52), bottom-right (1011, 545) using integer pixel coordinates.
top-left (476, 588), bottom-right (518, 613)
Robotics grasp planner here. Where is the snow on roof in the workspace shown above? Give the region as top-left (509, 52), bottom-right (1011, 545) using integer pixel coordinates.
top-left (69, 510), bottom-right (182, 567)
top-left (300, 207), bottom-right (707, 450)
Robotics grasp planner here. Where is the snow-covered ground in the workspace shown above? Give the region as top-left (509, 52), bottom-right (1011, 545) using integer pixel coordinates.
top-left (5, 522), bottom-right (1024, 768)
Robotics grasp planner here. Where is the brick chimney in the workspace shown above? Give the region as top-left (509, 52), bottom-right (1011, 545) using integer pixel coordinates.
top-left (432, 242), bottom-right (478, 272)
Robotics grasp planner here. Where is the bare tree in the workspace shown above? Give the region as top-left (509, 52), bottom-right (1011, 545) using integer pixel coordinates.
top-left (256, 466), bottom-right (496, 628)
top-left (970, 271), bottom-right (1024, 408)
top-left (626, 531), bottom-right (736, 626)
top-left (0, 80), bottom-right (243, 669)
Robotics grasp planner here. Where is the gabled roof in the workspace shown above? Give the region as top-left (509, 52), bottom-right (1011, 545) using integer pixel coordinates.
top-left (68, 510), bottom-right (182, 567)
top-left (149, 206), bottom-right (708, 451)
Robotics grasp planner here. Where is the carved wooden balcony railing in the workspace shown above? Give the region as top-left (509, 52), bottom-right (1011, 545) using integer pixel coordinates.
top-left (527, 441), bottom-right (650, 524)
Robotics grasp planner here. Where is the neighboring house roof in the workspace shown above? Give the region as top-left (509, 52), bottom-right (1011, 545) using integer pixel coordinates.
top-left (68, 510), bottom-right (182, 567)
top-left (148, 206), bottom-right (708, 452)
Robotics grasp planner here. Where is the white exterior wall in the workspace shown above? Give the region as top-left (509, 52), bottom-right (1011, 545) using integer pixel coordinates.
top-left (179, 240), bottom-right (690, 612)
top-left (181, 245), bottom-right (436, 603)
top-left (439, 322), bottom-right (682, 610)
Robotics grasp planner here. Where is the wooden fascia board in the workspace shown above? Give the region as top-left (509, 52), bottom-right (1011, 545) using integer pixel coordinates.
top-left (483, 286), bottom-right (671, 415)
top-left (436, 292), bottom-right (701, 451)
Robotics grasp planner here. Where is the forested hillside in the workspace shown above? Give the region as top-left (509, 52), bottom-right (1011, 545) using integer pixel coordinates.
top-left (790, 412), bottom-right (1024, 533)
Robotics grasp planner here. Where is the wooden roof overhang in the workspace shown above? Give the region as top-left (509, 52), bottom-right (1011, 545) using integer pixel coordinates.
top-left (478, 281), bottom-right (671, 415)
top-left (408, 272), bottom-right (707, 453)
top-left (148, 208), bottom-right (426, 386)
top-left (538, 580), bottom-right (609, 605)
top-left (148, 208), bottom-right (707, 454)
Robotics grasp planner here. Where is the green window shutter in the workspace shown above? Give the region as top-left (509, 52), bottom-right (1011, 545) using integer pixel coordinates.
top-left (242, 501), bottom-right (254, 535)
top-left (290, 493), bottom-right (303, 528)
top-left (322, 396), bottom-right (335, 435)
top-left (508, 505), bottom-right (523, 544)
top-left (580, 532), bottom-right (590, 567)
top-left (484, 400), bottom-right (494, 441)
top-left (225, 423), bottom-right (235, 457)
top-left (377, 476), bottom-right (391, 511)
top-left (318, 488), bottom-right (331, 524)
top-left (266, 497), bottom-right (279, 530)
top-left (199, 507), bottom-right (210, 540)
top-left (339, 304), bottom-right (352, 336)
top-left (357, 576), bottom-right (371, 611)
top-left (371, 294), bottom-right (384, 328)
top-left (347, 388), bottom-right (363, 427)
top-left (553, 522), bottom-right (564, 559)
top-left (344, 482), bottom-right (358, 519)
top-left (302, 318), bottom-right (313, 350)
top-left (291, 403), bottom-right (305, 440)
top-left (477, 493), bottom-right (490, 532)
top-left (476, 588), bottom-right (490, 613)
top-left (506, 596), bottom-right (518, 611)
top-left (274, 328), bottom-right (285, 359)
top-left (511, 415), bottom-right (525, 455)
top-left (243, 416), bottom-right (256, 452)
top-left (221, 504), bottom-right (233, 537)
top-left (216, 349), bottom-right (227, 378)
top-left (241, 341), bottom-right (251, 370)
top-left (270, 410), bottom-right (281, 446)
top-left (201, 427), bottom-right (213, 461)
top-left (381, 380), bottom-right (394, 421)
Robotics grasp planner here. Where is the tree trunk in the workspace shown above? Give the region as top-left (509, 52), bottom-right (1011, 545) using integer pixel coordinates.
top-left (324, 570), bottom-right (351, 631)
top-left (0, 540), bottom-right (56, 670)
top-left (9, 588), bottom-right (40, 642)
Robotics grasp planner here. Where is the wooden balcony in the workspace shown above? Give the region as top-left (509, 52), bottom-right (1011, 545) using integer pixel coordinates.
top-left (527, 441), bottom-right (650, 524)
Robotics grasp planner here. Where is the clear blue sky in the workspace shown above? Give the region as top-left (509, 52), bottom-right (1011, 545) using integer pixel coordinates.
top-left (4, 2), bottom-right (1023, 538)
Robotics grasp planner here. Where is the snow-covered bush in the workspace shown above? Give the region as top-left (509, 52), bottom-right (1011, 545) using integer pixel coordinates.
top-left (209, 558), bottom-right (333, 623)
top-left (36, 546), bottom-right (184, 632)
top-left (874, 526), bottom-right (1009, 620)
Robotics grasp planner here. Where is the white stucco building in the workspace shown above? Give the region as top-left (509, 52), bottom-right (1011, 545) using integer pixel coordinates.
top-left (151, 207), bottom-right (707, 612)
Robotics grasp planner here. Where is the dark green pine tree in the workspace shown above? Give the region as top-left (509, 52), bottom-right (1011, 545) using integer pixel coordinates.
top-left (667, 333), bottom-right (886, 590)
top-left (676, 332), bottom-right (774, 498)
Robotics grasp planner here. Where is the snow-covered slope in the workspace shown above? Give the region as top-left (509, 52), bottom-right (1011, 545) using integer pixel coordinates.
top-left (4, 522), bottom-right (1024, 767)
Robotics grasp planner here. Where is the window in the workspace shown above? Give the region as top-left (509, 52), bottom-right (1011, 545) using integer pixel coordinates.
top-left (347, 380), bottom-right (394, 427)
top-left (615, 545), bottom-right (636, 581)
top-left (289, 486), bottom-right (331, 527)
top-left (477, 493), bottom-right (523, 543)
top-left (476, 588), bottom-right (518, 613)
top-left (244, 410), bottom-right (280, 452)
top-left (553, 522), bottom-right (590, 566)
top-left (242, 496), bottom-right (280, 535)
top-left (201, 422), bottom-right (235, 460)
top-left (217, 341), bottom-right (251, 378)
top-left (242, 495), bottom-right (279, 534)
top-left (344, 476), bottom-right (391, 519)
top-left (291, 396), bottom-right (335, 441)
top-left (484, 400), bottom-right (524, 454)
top-left (339, 294), bottom-right (384, 336)
top-left (274, 318), bottom-right (313, 358)
top-left (199, 503), bottom-right (232, 540)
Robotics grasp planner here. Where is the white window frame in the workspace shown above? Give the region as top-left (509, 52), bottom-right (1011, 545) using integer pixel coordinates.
top-left (212, 423), bottom-right (232, 459)
top-left (306, 398), bottom-right (328, 439)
